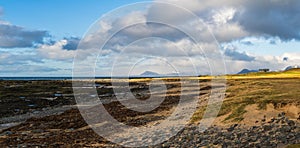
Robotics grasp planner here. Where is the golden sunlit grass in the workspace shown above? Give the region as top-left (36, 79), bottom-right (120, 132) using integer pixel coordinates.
top-left (191, 69), bottom-right (300, 123)
top-left (191, 78), bottom-right (300, 123)
top-left (222, 78), bottom-right (300, 120)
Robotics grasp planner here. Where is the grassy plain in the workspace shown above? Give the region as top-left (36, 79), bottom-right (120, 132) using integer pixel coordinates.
top-left (191, 68), bottom-right (300, 123)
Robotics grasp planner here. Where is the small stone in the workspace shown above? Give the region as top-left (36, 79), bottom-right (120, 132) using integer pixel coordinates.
top-left (201, 140), bottom-right (209, 146)
top-left (269, 117), bottom-right (276, 123)
top-left (250, 126), bottom-right (258, 130)
top-left (32, 111), bottom-right (40, 114)
top-left (278, 112), bottom-right (286, 117)
top-left (287, 120), bottom-right (295, 126)
top-left (268, 130), bottom-right (275, 135)
top-left (1, 131), bottom-right (13, 136)
top-left (38, 136), bottom-right (46, 139)
top-left (263, 125), bottom-right (272, 131)
top-left (287, 133), bottom-right (295, 139)
top-left (227, 124), bottom-right (238, 132)
top-left (32, 129), bottom-right (44, 133)
top-left (212, 139), bottom-right (219, 145)
top-left (281, 125), bottom-right (292, 133)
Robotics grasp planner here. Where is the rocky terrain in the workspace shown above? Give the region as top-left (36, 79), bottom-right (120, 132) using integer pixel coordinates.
top-left (0, 109), bottom-right (299, 147)
top-left (0, 80), bottom-right (76, 118)
top-left (157, 112), bottom-right (300, 148)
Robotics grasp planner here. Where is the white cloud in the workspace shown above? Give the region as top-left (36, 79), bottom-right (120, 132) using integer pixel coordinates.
top-left (116, 11), bottom-right (147, 27)
top-left (212, 7), bottom-right (236, 25)
top-left (37, 39), bottom-right (76, 60)
top-left (281, 52), bottom-right (300, 67)
top-left (4, 1), bottom-right (300, 76)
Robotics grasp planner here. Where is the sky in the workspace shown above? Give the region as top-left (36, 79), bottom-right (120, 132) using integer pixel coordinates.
top-left (0, 0), bottom-right (300, 76)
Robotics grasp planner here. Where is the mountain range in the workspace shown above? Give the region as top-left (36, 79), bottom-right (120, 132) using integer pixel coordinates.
top-left (238, 65), bottom-right (300, 74)
top-left (140, 71), bottom-right (160, 76)
top-left (140, 71), bottom-right (182, 77)
top-left (141, 66), bottom-right (300, 76)
top-left (237, 69), bottom-right (259, 74)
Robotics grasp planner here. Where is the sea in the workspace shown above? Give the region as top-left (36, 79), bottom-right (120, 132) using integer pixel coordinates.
top-left (0, 77), bottom-right (115, 80)
top-left (0, 77), bottom-right (91, 80)
top-left (0, 76), bottom-right (166, 80)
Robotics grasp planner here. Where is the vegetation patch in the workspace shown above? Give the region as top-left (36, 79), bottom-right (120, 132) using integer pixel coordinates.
top-left (191, 75), bottom-right (300, 123)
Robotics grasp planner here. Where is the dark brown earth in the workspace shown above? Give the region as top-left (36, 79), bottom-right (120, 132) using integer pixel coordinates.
top-left (0, 80), bottom-right (75, 118)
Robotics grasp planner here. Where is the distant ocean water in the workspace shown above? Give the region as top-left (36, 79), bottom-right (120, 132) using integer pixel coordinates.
top-left (0, 76), bottom-right (165, 80)
top-left (0, 77), bottom-right (74, 80)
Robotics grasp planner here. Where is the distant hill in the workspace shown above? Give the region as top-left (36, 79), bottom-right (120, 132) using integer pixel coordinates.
top-left (284, 68), bottom-right (300, 73)
top-left (140, 71), bottom-right (160, 76)
top-left (284, 65), bottom-right (300, 71)
top-left (237, 69), bottom-right (258, 74)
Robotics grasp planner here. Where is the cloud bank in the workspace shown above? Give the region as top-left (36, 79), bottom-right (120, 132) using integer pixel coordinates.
top-left (1, 1), bottom-right (300, 76)
top-left (0, 22), bottom-right (49, 48)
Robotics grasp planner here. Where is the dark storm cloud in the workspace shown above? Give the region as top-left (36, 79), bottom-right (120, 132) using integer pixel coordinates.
top-left (0, 23), bottom-right (49, 48)
top-left (224, 48), bottom-right (255, 62)
top-left (62, 37), bottom-right (80, 50)
top-left (156, 0), bottom-right (300, 41)
top-left (102, 22), bottom-right (190, 52)
top-left (234, 0), bottom-right (300, 41)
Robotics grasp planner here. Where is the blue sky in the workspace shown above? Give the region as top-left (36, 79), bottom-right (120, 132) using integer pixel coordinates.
top-left (0, 0), bottom-right (300, 76)
top-left (0, 0), bottom-right (146, 39)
